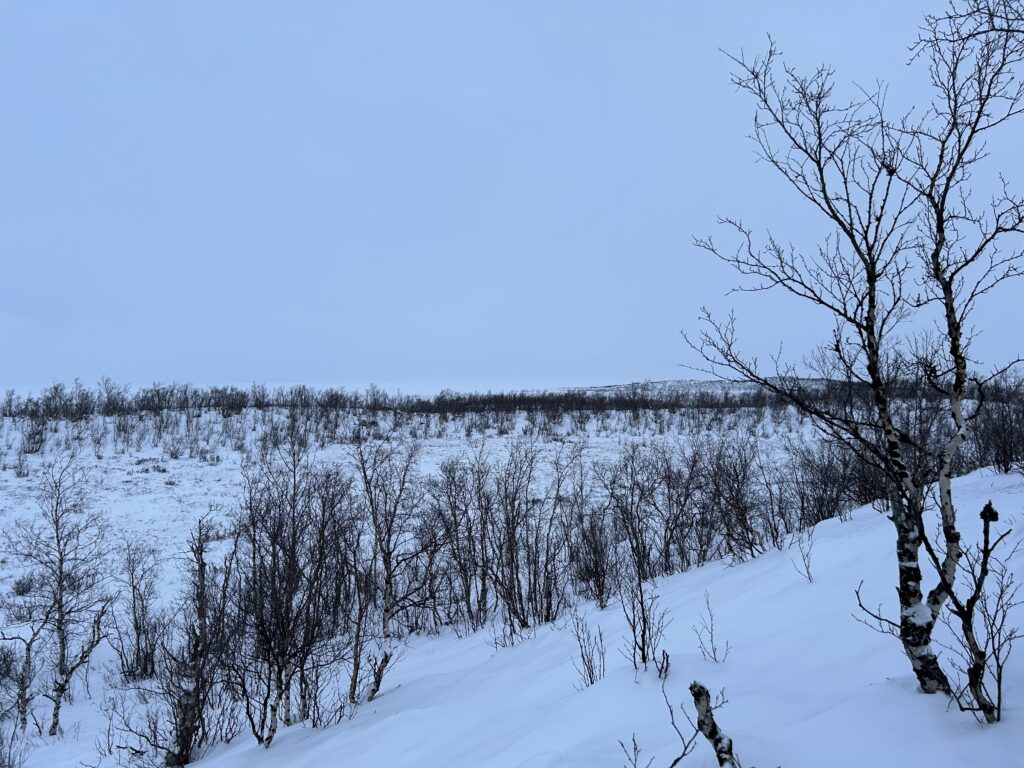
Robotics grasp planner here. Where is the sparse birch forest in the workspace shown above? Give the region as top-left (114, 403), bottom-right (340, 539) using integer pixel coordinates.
top-left (1, 2), bottom-right (1023, 768)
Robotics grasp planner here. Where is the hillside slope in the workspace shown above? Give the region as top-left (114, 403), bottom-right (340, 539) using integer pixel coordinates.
top-left (175, 470), bottom-right (1024, 768)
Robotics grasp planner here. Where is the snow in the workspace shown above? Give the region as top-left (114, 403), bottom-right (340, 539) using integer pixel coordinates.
top-left (1, 415), bottom-right (1022, 768)
top-left (902, 601), bottom-right (935, 627)
top-left (187, 471), bottom-right (1022, 768)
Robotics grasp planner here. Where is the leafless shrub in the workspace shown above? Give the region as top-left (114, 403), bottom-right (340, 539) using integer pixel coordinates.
top-left (0, 598), bottom-right (47, 733)
top-left (790, 527), bottom-right (815, 584)
top-left (660, 679), bottom-right (703, 767)
top-left (969, 373), bottom-right (1024, 473)
top-left (426, 451), bottom-right (492, 631)
top-left (598, 444), bottom-right (660, 583)
top-left (973, 543), bottom-right (1022, 722)
top-left (566, 445), bottom-right (617, 609)
top-left (111, 540), bottom-right (163, 682)
top-left (486, 440), bottom-right (571, 634)
top-left (618, 733), bottom-right (654, 768)
top-left (940, 506), bottom-right (1022, 722)
top-left (227, 446), bottom-right (354, 746)
top-left (699, 438), bottom-right (769, 561)
top-left (649, 441), bottom-right (705, 575)
top-left (693, 591), bottom-right (731, 664)
top-left (351, 434), bottom-right (435, 637)
top-left (655, 649), bottom-right (671, 681)
top-left (12, 451), bottom-right (28, 480)
top-left (780, 438), bottom-right (860, 525)
top-left (350, 433), bottom-right (439, 700)
top-left (0, 726), bottom-right (27, 768)
top-left (107, 517), bottom-right (240, 766)
top-left (568, 612), bottom-right (606, 690)
top-left (18, 418), bottom-right (45, 456)
top-left (619, 579), bottom-right (668, 673)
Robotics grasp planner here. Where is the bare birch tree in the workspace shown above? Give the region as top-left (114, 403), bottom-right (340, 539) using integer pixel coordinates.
top-left (1, 451), bottom-right (112, 736)
top-left (350, 433), bottom-right (438, 699)
top-left (691, 2), bottom-right (1024, 713)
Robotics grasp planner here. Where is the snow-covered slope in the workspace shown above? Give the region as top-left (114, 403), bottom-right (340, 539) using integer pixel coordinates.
top-left (175, 470), bottom-right (1022, 768)
top-left (3, 409), bottom-right (1021, 768)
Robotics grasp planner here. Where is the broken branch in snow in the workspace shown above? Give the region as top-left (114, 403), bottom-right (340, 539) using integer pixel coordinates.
top-left (689, 681), bottom-right (741, 768)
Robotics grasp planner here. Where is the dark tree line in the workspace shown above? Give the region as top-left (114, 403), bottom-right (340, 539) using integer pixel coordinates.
top-left (9, 375), bottom-right (1014, 423)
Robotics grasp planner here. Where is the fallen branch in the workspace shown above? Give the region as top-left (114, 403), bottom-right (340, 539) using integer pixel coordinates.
top-left (689, 681), bottom-right (741, 767)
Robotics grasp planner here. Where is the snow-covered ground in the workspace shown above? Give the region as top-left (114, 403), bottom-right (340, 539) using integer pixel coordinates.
top-left (0, 405), bottom-right (788, 567)
top-left (1, 411), bottom-right (1021, 768)
top-left (177, 468), bottom-right (1021, 768)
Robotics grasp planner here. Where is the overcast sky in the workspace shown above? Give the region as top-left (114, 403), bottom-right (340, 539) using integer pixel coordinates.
top-left (1, 1), bottom-right (1020, 395)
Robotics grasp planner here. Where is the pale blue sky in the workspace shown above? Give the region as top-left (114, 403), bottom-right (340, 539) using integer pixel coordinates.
top-left (1, 1), bottom-right (1018, 395)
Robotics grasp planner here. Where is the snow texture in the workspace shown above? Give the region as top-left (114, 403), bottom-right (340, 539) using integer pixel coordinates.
top-left (0, 421), bottom-right (1021, 768)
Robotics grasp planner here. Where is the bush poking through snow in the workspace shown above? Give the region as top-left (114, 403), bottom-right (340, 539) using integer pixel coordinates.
top-left (790, 528), bottom-right (815, 584)
top-left (568, 612), bottom-right (606, 690)
top-left (694, 591), bottom-right (731, 664)
top-left (0, 726), bottom-right (27, 768)
top-left (619, 580), bottom-right (669, 673)
top-left (940, 504), bottom-right (1022, 723)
